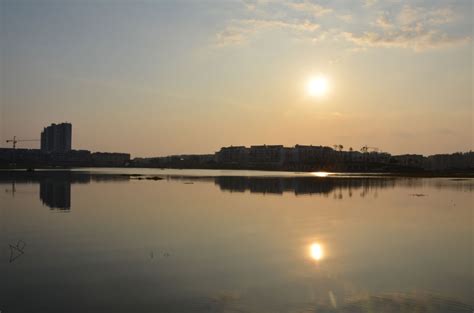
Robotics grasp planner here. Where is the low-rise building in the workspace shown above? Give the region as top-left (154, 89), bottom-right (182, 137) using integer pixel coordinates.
top-left (50, 150), bottom-right (91, 166)
top-left (427, 152), bottom-right (474, 170)
top-left (216, 146), bottom-right (249, 165)
top-left (391, 154), bottom-right (425, 169)
top-left (249, 145), bottom-right (286, 165)
top-left (91, 152), bottom-right (130, 167)
top-left (294, 145), bottom-right (334, 163)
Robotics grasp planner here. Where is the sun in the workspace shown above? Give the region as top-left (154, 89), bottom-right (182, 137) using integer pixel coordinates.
top-left (309, 242), bottom-right (324, 261)
top-left (306, 76), bottom-right (329, 97)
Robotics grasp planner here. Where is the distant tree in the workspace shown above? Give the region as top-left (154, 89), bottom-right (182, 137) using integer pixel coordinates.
top-left (333, 144), bottom-right (344, 152)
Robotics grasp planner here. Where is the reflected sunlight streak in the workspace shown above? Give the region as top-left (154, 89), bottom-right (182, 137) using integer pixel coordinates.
top-left (311, 172), bottom-right (330, 177)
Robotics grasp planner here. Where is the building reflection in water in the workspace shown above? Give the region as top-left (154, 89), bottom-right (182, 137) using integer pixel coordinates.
top-left (40, 179), bottom-right (71, 210)
top-left (167, 175), bottom-right (472, 199)
top-left (0, 171), bottom-right (130, 211)
top-left (1, 171), bottom-right (471, 211)
top-left (209, 176), bottom-right (402, 197)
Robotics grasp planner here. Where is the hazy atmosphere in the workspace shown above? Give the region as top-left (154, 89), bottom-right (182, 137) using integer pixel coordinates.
top-left (1, 0), bottom-right (472, 157)
top-left (1, 2), bottom-right (473, 313)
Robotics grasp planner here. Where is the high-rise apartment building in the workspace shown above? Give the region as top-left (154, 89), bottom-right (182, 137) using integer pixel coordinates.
top-left (40, 123), bottom-right (72, 153)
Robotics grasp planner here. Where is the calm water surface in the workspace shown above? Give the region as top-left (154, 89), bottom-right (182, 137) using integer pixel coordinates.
top-left (1, 169), bottom-right (473, 313)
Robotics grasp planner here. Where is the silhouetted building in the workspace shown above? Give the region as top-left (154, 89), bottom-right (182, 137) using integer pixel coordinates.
top-left (249, 145), bottom-right (286, 165)
top-left (41, 123), bottom-right (72, 153)
top-left (426, 152), bottom-right (474, 171)
top-left (392, 154), bottom-right (425, 169)
top-left (216, 146), bottom-right (249, 165)
top-left (50, 149), bottom-right (91, 166)
top-left (0, 148), bottom-right (48, 164)
top-left (292, 145), bottom-right (335, 170)
top-left (92, 152), bottom-right (130, 167)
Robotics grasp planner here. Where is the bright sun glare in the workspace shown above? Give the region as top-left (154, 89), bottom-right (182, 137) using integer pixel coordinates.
top-left (307, 76), bottom-right (329, 97)
top-left (309, 242), bottom-right (324, 261)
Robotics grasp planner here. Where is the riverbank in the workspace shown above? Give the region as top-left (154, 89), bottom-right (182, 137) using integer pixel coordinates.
top-left (0, 167), bottom-right (473, 178)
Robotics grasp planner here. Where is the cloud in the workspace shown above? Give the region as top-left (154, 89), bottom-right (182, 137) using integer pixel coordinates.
top-left (342, 29), bottom-right (469, 52)
top-left (216, 27), bottom-right (254, 46)
top-left (398, 5), bottom-right (456, 26)
top-left (343, 5), bottom-right (469, 51)
top-left (286, 1), bottom-right (333, 17)
top-left (338, 14), bottom-right (353, 23)
top-left (374, 13), bottom-right (393, 29)
top-left (241, 0), bottom-right (272, 11)
top-left (216, 1), bottom-right (329, 47)
top-left (216, 19), bottom-right (320, 46)
top-left (215, 2), bottom-right (469, 52)
top-left (242, 0), bottom-right (258, 11)
top-left (364, 0), bottom-right (377, 8)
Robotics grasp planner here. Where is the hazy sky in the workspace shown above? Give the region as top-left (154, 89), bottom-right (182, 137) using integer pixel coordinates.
top-left (1, 0), bottom-right (472, 157)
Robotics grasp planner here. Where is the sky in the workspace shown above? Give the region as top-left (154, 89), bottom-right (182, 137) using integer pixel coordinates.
top-left (0, 0), bottom-right (472, 157)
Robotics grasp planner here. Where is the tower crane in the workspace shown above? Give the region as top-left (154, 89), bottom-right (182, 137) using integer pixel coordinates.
top-left (4, 136), bottom-right (40, 168)
top-left (6, 136), bottom-right (40, 149)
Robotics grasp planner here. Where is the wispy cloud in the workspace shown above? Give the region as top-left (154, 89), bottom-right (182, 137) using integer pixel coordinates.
top-left (242, 0), bottom-right (258, 11)
top-left (374, 13), bottom-right (393, 29)
top-left (241, 0), bottom-right (272, 11)
top-left (397, 5), bottom-right (456, 26)
top-left (216, 26), bottom-right (253, 46)
top-left (216, 0), bottom-right (331, 47)
top-left (216, 1), bottom-right (470, 51)
top-left (343, 4), bottom-right (469, 51)
top-left (216, 19), bottom-right (320, 46)
top-left (342, 30), bottom-right (469, 51)
top-left (285, 1), bottom-right (333, 17)
top-left (364, 0), bottom-right (377, 8)
top-left (338, 14), bottom-right (353, 23)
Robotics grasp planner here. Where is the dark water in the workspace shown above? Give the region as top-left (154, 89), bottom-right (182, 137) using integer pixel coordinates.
top-left (1, 169), bottom-right (473, 313)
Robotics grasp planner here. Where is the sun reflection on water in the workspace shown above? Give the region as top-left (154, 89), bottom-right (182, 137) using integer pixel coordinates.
top-left (311, 172), bottom-right (330, 177)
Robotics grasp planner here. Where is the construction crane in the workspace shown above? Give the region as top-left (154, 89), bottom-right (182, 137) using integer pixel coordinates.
top-left (6, 136), bottom-right (40, 149)
top-left (5, 136), bottom-right (40, 168)
top-left (360, 145), bottom-right (379, 153)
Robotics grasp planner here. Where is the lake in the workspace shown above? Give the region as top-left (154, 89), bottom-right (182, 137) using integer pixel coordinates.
top-left (1, 169), bottom-right (472, 313)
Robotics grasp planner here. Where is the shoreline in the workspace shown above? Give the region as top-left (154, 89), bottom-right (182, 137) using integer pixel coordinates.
top-left (0, 167), bottom-right (473, 178)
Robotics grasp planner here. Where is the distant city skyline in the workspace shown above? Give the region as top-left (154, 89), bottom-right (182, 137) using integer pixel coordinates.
top-left (1, 0), bottom-right (472, 157)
